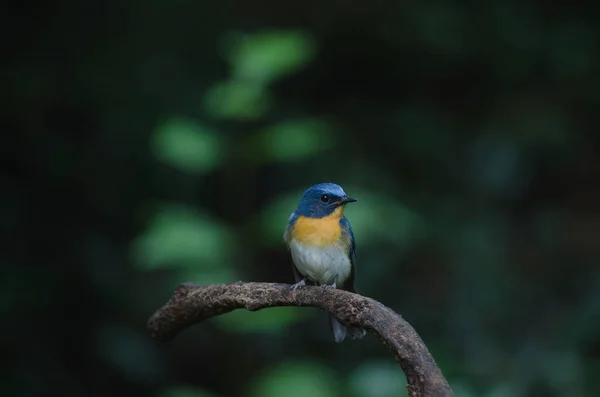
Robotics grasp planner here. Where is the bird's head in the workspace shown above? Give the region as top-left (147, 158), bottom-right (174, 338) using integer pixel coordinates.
top-left (295, 182), bottom-right (357, 219)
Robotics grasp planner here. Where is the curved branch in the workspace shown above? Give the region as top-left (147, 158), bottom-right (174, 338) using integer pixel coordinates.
top-left (147, 282), bottom-right (454, 397)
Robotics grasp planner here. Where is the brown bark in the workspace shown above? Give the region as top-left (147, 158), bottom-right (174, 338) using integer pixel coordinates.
top-left (148, 282), bottom-right (454, 397)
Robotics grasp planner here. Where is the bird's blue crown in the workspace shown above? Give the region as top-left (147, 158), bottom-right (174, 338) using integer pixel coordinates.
top-left (294, 182), bottom-right (356, 218)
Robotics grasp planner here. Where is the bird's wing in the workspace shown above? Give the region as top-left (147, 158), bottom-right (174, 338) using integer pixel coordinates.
top-left (283, 211), bottom-right (298, 246)
top-left (284, 211), bottom-right (304, 283)
top-left (339, 216), bottom-right (357, 293)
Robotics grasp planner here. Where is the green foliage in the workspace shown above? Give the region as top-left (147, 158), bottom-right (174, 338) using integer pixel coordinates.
top-left (349, 361), bottom-right (407, 397)
top-left (342, 188), bottom-right (426, 248)
top-left (205, 30), bottom-right (315, 120)
top-left (249, 361), bottom-right (339, 397)
top-left (228, 30), bottom-right (316, 85)
top-left (216, 307), bottom-right (309, 333)
top-left (131, 203), bottom-right (239, 283)
top-left (6, 3), bottom-right (600, 397)
top-left (152, 117), bottom-right (222, 175)
top-left (204, 81), bottom-right (270, 120)
top-left (255, 118), bottom-right (334, 162)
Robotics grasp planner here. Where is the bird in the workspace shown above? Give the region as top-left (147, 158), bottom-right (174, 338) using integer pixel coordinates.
top-left (283, 182), bottom-right (366, 343)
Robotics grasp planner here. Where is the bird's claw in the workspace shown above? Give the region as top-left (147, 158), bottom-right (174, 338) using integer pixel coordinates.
top-left (290, 279), bottom-right (306, 291)
top-left (321, 281), bottom-right (337, 289)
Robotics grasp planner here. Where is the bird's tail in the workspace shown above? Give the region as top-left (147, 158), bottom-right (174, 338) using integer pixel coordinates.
top-left (329, 314), bottom-right (366, 343)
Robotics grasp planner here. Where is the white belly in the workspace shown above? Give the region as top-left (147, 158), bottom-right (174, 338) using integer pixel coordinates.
top-left (289, 238), bottom-right (352, 286)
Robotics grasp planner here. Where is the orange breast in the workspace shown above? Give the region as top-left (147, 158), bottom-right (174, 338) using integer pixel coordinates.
top-left (291, 207), bottom-right (346, 247)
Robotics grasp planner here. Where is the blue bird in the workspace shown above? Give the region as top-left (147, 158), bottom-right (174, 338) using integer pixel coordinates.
top-left (283, 182), bottom-right (366, 343)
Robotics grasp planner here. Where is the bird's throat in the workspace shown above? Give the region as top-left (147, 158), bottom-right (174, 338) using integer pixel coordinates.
top-left (293, 213), bottom-right (343, 247)
top-left (329, 205), bottom-right (345, 219)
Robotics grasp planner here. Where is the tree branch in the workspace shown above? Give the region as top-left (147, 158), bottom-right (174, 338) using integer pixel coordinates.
top-left (147, 282), bottom-right (454, 397)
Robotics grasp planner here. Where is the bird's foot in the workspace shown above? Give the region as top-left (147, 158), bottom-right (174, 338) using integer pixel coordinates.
top-left (321, 280), bottom-right (337, 289)
top-left (290, 279), bottom-right (306, 291)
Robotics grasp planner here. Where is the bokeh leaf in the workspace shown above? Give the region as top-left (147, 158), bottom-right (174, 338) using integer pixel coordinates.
top-left (152, 117), bottom-right (222, 175)
top-left (342, 188), bottom-right (426, 248)
top-left (204, 80), bottom-right (270, 120)
top-left (131, 203), bottom-right (236, 280)
top-left (349, 361), bottom-right (406, 397)
top-left (217, 306), bottom-right (309, 333)
top-left (449, 382), bottom-right (477, 397)
top-left (485, 383), bottom-right (523, 397)
top-left (229, 30), bottom-right (316, 84)
top-left (257, 189), bottom-right (304, 244)
top-left (256, 118), bottom-right (334, 162)
top-left (249, 360), bottom-right (338, 397)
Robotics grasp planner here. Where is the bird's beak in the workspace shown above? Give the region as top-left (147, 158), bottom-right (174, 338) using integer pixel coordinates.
top-left (337, 196), bottom-right (357, 205)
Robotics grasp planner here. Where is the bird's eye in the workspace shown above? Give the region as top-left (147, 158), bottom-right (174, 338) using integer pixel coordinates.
top-left (320, 194), bottom-right (329, 202)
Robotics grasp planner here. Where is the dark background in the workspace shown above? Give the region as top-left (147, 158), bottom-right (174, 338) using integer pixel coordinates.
top-left (3, 1), bottom-right (600, 396)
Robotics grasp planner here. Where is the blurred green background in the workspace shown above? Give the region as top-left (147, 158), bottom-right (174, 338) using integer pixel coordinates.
top-left (3, 1), bottom-right (600, 397)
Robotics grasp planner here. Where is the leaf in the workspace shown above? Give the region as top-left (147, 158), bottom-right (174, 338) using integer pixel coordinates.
top-left (131, 203), bottom-right (236, 275)
top-left (152, 117), bottom-right (222, 175)
top-left (257, 190), bottom-right (304, 245)
top-left (349, 361), bottom-right (406, 397)
top-left (217, 306), bottom-right (309, 333)
top-left (203, 80), bottom-right (270, 120)
top-left (340, 188), bottom-right (426, 248)
top-left (229, 30), bottom-right (316, 84)
top-left (257, 119), bottom-right (334, 161)
top-left (249, 360), bottom-right (339, 397)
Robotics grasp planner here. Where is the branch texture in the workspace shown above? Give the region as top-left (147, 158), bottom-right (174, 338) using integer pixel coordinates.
top-left (148, 282), bottom-right (454, 397)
